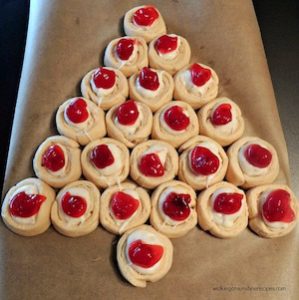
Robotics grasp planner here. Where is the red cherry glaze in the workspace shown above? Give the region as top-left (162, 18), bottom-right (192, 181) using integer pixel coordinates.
top-left (244, 144), bottom-right (272, 168)
top-left (190, 63), bottom-right (212, 87)
top-left (110, 191), bottom-right (139, 220)
top-left (66, 98), bottom-right (89, 124)
top-left (213, 192), bottom-right (243, 214)
top-left (90, 144), bottom-right (115, 169)
top-left (262, 189), bottom-right (295, 223)
top-left (116, 38), bottom-right (135, 61)
top-left (133, 6), bottom-right (159, 26)
top-left (116, 100), bottom-right (139, 125)
top-left (128, 239), bottom-right (164, 268)
top-left (42, 144), bottom-right (65, 172)
top-left (139, 153), bottom-right (165, 177)
top-left (9, 192), bottom-right (46, 218)
top-left (61, 192), bottom-right (87, 218)
top-left (190, 146), bottom-right (220, 176)
top-left (139, 67), bottom-right (160, 91)
top-left (211, 103), bottom-right (232, 126)
top-left (92, 67), bottom-right (116, 89)
top-left (162, 192), bottom-right (191, 221)
top-left (155, 35), bottom-right (178, 54)
top-left (163, 105), bottom-right (190, 131)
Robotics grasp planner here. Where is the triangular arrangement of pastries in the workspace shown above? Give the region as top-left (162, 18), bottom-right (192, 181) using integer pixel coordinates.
top-left (2, 5), bottom-right (298, 288)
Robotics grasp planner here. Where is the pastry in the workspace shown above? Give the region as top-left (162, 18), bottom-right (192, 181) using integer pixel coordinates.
top-left (51, 180), bottom-right (100, 237)
top-left (124, 5), bottom-right (166, 43)
top-left (150, 180), bottom-right (197, 238)
top-left (247, 184), bottom-right (297, 238)
top-left (81, 67), bottom-right (128, 110)
top-left (178, 136), bottom-right (228, 190)
top-left (152, 101), bottom-right (199, 148)
top-left (33, 136), bottom-right (81, 188)
top-left (56, 97), bottom-right (106, 145)
top-left (106, 100), bottom-right (153, 148)
top-left (100, 182), bottom-right (151, 234)
top-left (174, 63), bottom-right (219, 109)
top-left (117, 225), bottom-right (173, 288)
top-left (197, 97), bottom-right (245, 146)
top-left (1, 178), bottom-right (55, 236)
top-left (197, 181), bottom-right (248, 238)
top-left (226, 136), bottom-right (279, 188)
top-left (104, 36), bottom-right (148, 77)
top-left (81, 138), bottom-right (129, 188)
top-left (130, 140), bottom-right (178, 189)
top-left (129, 67), bottom-right (174, 112)
top-left (149, 34), bottom-right (191, 75)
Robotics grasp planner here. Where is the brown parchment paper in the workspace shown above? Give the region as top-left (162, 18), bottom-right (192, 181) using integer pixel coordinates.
top-left (1, 1), bottom-right (298, 299)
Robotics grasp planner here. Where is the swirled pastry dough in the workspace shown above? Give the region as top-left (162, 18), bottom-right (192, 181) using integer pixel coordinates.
top-left (1, 178), bottom-right (55, 236)
top-left (198, 97), bottom-right (244, 146)
top-left (51, 180), bottom-right (100, 237)
top-left (56, 97), bottom-right (106, 145)
top-left (117, 225), bottom-right (173, 287)
top-left (100, 181), bottom-right (151, 234)
top-left (152, 101), bottom-right (199, 148)
top-left (197, 181), bottom-right (248, 238)
top-left (33, 136), bottom-right (81, 188)
top-left (150, 180), bottom-right (197, 238)
top-left (226, 136), bottom-right (279, 188)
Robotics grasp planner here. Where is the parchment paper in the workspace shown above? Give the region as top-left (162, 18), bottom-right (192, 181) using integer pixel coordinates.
top-left (1, 1), bottom-right (298, 299)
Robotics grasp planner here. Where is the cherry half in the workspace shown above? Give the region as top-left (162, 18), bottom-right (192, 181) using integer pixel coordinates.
top-left (90, 144), bottom-right (114, 169)
top-left (139, 153), bottom-right (165, 177)
top-left (155, 35), bottom-right (178, 54)
top-left (66, 98), bottom-right (89, 124)
top-left (138, 67), bottom-right (160, 91)
top-left (213, 192), bottom-right (243, 214)
top-left (42, 144), bottom-right (65, 172)
top-left (61, 192), bottom-right (87, 218)
top-left (116, 100), bottom-right (139, 125)
top-left (9, 192), bottom-right (46, 218)
top-left (190, 63), bottom-right (212, 87)
top-left (128, 239), bottom-right (164, 268)
top-left (116, 38), bottom-right (135, 61)
top-left (133, 6), bottom-right (159, 26)
top-left (211, 103), bottom-right (232, 126)
top-left (162, 192), bottom-right (191, 221)
top-left (262, 189), bottom-right (295, 223)
top-left (92, 67), bottom-right (116, 89)
top-left (163, 105), bottom-right (190, 131)
top-left (110, 191), bottom-right (139, 220)
top-left (190, 146), bottom-right (220, 176)
top-left (244, 144), bottom-right (272, 168)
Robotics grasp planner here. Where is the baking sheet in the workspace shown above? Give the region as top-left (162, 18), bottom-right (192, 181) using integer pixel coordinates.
top-left (1, 0), bottom-right (298, 299)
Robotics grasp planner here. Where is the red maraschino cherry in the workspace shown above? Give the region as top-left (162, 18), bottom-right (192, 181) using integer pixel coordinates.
top-left (116, 100), bottom-right (139, 125)
top-left (211, 103), bottom-right (232, 126)
top-left (139, 153), bottom-right (165, 177)
top-left (244, 144), bottom-right (272, 168)
top-left (162, 192), bottom-right (191, 221)
top-left (190, 146), bottom-right (220, 175)
top-left (110, 191), bottom-right (139, 220)
top-left (92, 67), bottom-right (116, 89)
top-left (66, 98), bottom-right (89, 124)
top-left (42, 145), bottom-right (65, 172)
top-left (133, 6), bottom-right (159, 26)
top-left (61, 192), bottom-right (87, 218)
top-left (190, 63), bottom-right (212, 87)
top-left (155, 35), bottom-right (178, 54)
top-left (139, 67), bottom-right (160, 91)
top-left (213, 192), bottom-right (243, 214)
top-left (90, 144), bottom-right (114, 169)
top-left (163, 105), bottom-right (190, 131)
top-left (262, 189), bottom-right (295, 223)
top-left (9, 192), bottom-right (46, 218)
top-left (116, 38), bottom-right (135, 60)
top-left (128, 239), bottom-right (164, 268)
